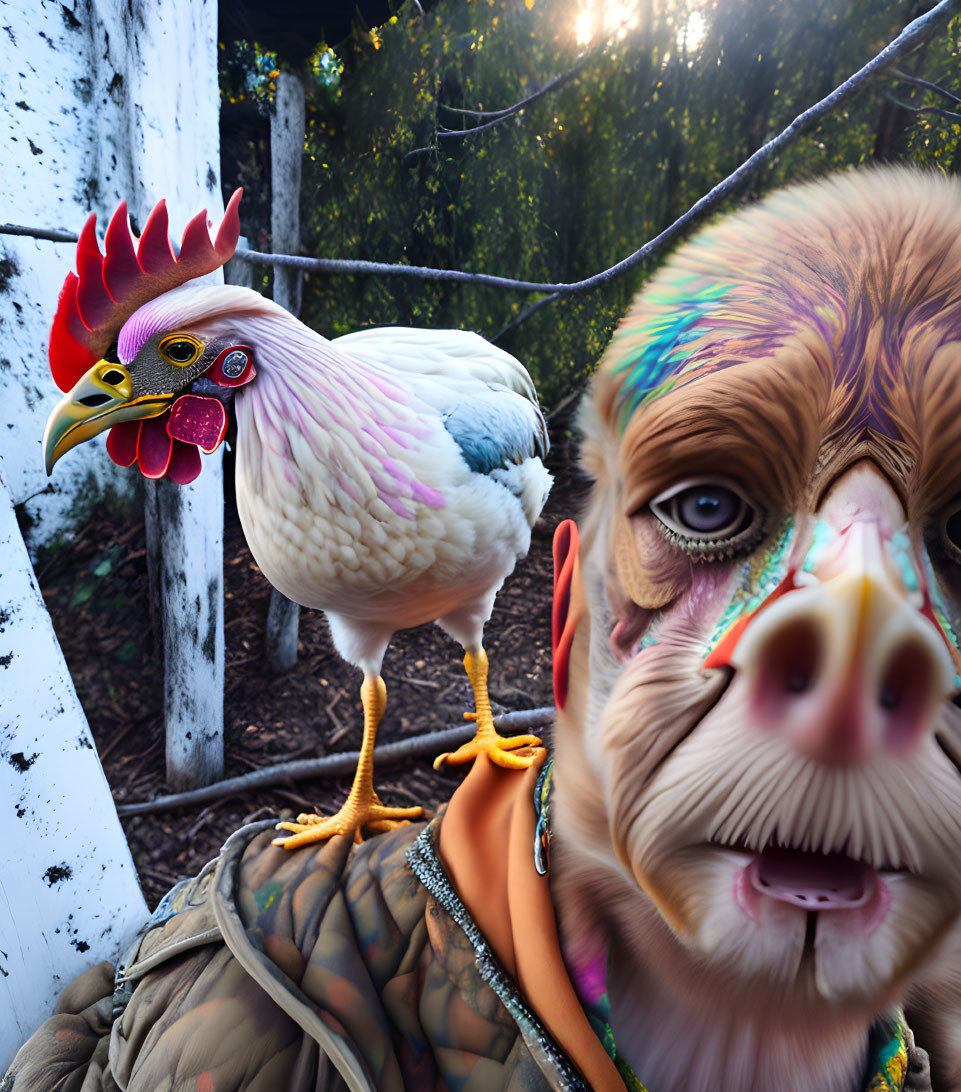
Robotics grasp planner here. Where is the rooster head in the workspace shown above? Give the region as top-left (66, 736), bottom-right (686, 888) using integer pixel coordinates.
top-left (555, 168), bottom-right (961, 1056)
top-left (42, 190), bottom-right (248, 484)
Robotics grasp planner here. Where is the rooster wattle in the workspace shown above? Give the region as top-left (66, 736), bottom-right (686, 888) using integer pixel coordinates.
top-left (42, 192), bottom-right (551, 847)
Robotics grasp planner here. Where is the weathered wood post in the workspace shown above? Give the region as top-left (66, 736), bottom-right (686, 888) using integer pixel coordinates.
top-left (0, 462), bottom-right (148, 1070)
top-left (88, 0), bottom-right (226, 791)
top-left (0, 0), bottom-right (223, 1063)
top-left (144, 470), bottom-right (225, 791)
top-left (264, 69), bottom-right (306, 674)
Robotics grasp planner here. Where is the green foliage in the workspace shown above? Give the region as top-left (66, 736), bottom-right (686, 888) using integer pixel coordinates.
top-left (222, 0), bottom-right (961, 411)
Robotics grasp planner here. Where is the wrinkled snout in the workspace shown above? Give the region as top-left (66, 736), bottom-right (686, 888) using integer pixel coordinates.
top-left (730, 482), bottom-right (955, 765)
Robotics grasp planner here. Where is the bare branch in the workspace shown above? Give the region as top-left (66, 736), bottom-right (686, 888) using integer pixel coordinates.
top-left (436, 45), bottom-right (600, 137)
top-left (115, 706), bottom-right (556, 816)
top-left (438, 102), bottom-right (522, 120)
top-left (436, 112), bottom-right (524, 138)
top-left (889, 66), bottom-right (961, 106)
top-left (234, 249), bottom-right (567, 290)
top-left (0, 223), bottom-right (78, 243)
top-left (886, 97), bottom-right (961, 121)
top-left (404, 40), bottom-right (612, 162)
top-left (494, 292), bottom-right (561, 342)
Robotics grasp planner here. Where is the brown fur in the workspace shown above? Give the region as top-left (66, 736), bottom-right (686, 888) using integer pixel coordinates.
top-left (555, 168), bottom-right (961, 1090)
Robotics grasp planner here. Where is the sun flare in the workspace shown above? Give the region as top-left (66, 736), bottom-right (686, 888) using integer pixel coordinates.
top-left (575, 0), bottom-right (642, 45)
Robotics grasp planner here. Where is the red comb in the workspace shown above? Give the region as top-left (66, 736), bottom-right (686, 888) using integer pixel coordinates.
top-left (48, 189), bottom-right (243, 391)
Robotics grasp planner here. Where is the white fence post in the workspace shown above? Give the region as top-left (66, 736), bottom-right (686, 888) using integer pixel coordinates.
top-left (0, 459), bottom-right (147, 1070)
top-left (0, 0), bottom-right (225, 1061)
top-left (264, 69), bottom-right (306, 674)
top-left (88, 0), bottom-right (226, 790)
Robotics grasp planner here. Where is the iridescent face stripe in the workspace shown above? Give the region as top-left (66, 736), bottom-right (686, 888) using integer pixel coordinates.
top-left (702, 517), bottom-right (795, 659)
top-left (634, 513), bottom-right (961, 687)
top-left (918, 546), bottom-right (961, 687)
top-left (633, 518), bottom-right (795, 657)
top-left (610, 281), bottom-right (734, 432)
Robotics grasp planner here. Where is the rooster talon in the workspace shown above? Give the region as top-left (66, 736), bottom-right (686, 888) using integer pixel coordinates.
top-left (272, 801), bottom-right (424, 850)
top-left (486, 737), bottom-right (542, 769)
top-left (364, 815), bottom-right (422, 835)
top-left (434, 732), bottom-right (542, 770)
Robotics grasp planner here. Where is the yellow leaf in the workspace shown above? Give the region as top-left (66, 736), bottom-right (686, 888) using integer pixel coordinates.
top-left (525, 0), bottom-right (535, 8)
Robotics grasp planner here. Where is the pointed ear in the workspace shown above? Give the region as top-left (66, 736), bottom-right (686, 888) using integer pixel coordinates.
top-left (552, 520), bottom-right (583, 710)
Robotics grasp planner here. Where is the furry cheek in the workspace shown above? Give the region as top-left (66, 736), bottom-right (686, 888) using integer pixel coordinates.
top-left (597, 569), bottom-right (740, 889)
top-left (648, 846), bottom-right (809, 975)
top-left (812, 874), bottom-right (956, 1002)
top-left (611, 508), bottom-right (693, 613)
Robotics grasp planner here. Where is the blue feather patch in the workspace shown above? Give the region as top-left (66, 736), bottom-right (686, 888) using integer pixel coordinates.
top-left (443, 385), bottom-right (547, 476)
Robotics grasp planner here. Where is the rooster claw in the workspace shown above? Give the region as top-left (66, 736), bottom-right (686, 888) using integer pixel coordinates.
top-left (433, 732), bottom-right (542, 771)
top-left (272, 801), bottom-right (423, 850)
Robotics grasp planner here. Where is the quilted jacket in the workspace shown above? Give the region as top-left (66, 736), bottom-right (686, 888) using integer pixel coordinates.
top-left (1, 752), bottom-right (932, 1091)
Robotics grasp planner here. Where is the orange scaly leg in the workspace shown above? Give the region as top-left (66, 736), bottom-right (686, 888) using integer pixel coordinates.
top-left (274, 674), bottom-right (422, 849)
top-left (433, 647), bottom-right (541, 771)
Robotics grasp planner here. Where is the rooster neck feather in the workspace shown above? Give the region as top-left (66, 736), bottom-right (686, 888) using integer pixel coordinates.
top-left (174, 297), bottom-right (447, 519)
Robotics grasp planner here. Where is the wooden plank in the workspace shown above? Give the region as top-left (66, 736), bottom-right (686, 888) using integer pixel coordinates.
top-left (264, 70), bottom-right (306, 674)
top-left (0, 465), bottom-right (147, 1069)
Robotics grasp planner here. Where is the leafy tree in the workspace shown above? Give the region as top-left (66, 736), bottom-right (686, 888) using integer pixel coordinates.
top-left (219, 0), bottom-right (961, 410)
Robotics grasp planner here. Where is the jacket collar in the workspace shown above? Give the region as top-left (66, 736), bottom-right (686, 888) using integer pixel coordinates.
top-left (412, 748), bottom-right (914, 1092)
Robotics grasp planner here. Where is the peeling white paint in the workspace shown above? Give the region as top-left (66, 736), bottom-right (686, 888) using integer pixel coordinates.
top-left (0, 0), bottom-right (224, 1065)
top-left (92, 0), bottom-right (227, 792)
top-left (0, 0), bottom-right (133, 550)
top-left (0, 459), bottom-right (148, 1070)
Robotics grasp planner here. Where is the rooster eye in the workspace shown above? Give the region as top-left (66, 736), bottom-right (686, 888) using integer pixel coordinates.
top-left (159, 333), bottom-right (203, 367)
top-left (650, 479), bottom-right (763, 559)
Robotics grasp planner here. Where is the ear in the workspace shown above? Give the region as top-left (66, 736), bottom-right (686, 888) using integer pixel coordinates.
top-left (552, 520), bottom-right (582, 709)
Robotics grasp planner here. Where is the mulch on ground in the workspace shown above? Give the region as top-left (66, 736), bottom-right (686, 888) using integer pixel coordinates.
top-left (39, 449), bottom-right (582, 908)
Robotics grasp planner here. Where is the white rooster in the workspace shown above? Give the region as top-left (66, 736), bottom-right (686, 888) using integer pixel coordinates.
top-left (43, 192), bottom-right (551, 846)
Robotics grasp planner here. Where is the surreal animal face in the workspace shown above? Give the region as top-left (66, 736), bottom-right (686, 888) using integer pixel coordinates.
top-left (557, 168), bottom-right (961, 1016)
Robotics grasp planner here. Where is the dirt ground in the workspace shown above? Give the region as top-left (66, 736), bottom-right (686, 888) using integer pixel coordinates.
top-left (38, 445), bottom-right (582, 908)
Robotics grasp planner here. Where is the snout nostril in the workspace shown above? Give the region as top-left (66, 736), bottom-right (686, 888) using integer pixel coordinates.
top-left (878, 641), bottom-right (936, 749)
top-left (786, 670), bottom-right (810, 693)
top-left (749, 617), bottom-right (822, 720)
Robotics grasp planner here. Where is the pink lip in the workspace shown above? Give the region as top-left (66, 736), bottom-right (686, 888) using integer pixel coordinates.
top-left (733, 846), bottom-right (892, 936)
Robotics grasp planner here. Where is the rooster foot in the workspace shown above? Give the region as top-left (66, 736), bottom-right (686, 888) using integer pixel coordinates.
top-left (272, 798), bottom-right (423, 849)
top-left (433, 718), bottom-right (542, 771)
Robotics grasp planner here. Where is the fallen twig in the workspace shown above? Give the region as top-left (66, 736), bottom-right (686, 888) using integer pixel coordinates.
top-left (115, 705), bottom-right (556, 816)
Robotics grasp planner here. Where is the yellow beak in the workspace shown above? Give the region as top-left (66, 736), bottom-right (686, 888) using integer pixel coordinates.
top-left (43, 361), bottom-right (175, 475)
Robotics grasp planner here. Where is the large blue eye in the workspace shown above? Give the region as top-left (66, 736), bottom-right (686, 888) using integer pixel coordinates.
top-left (650, 479), bottom-right (760, 555)
top-left (677, 486), bottom-right (743, 534)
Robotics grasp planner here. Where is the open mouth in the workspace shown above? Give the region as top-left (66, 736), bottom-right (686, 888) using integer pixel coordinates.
top-left (729, 844), bottom-right (894, 934)
top-left (748, 846), bottom-right (877, 910)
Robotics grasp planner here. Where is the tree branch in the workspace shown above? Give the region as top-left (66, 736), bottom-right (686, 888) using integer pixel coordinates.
top-left (885, 97), bottom-right (961, 121)
top-left (494, 292), bottom-right (561, 342)
top-left (402, 46), bottom-right (606, 161)
top-left (0, 224), bottom-right (79, 243)
top-left (889, 66), bottom-right (961, 106)
top-left (115, 705), bottom-right (556, 816)
top-left (436, 43), bottom-right (601, 136)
